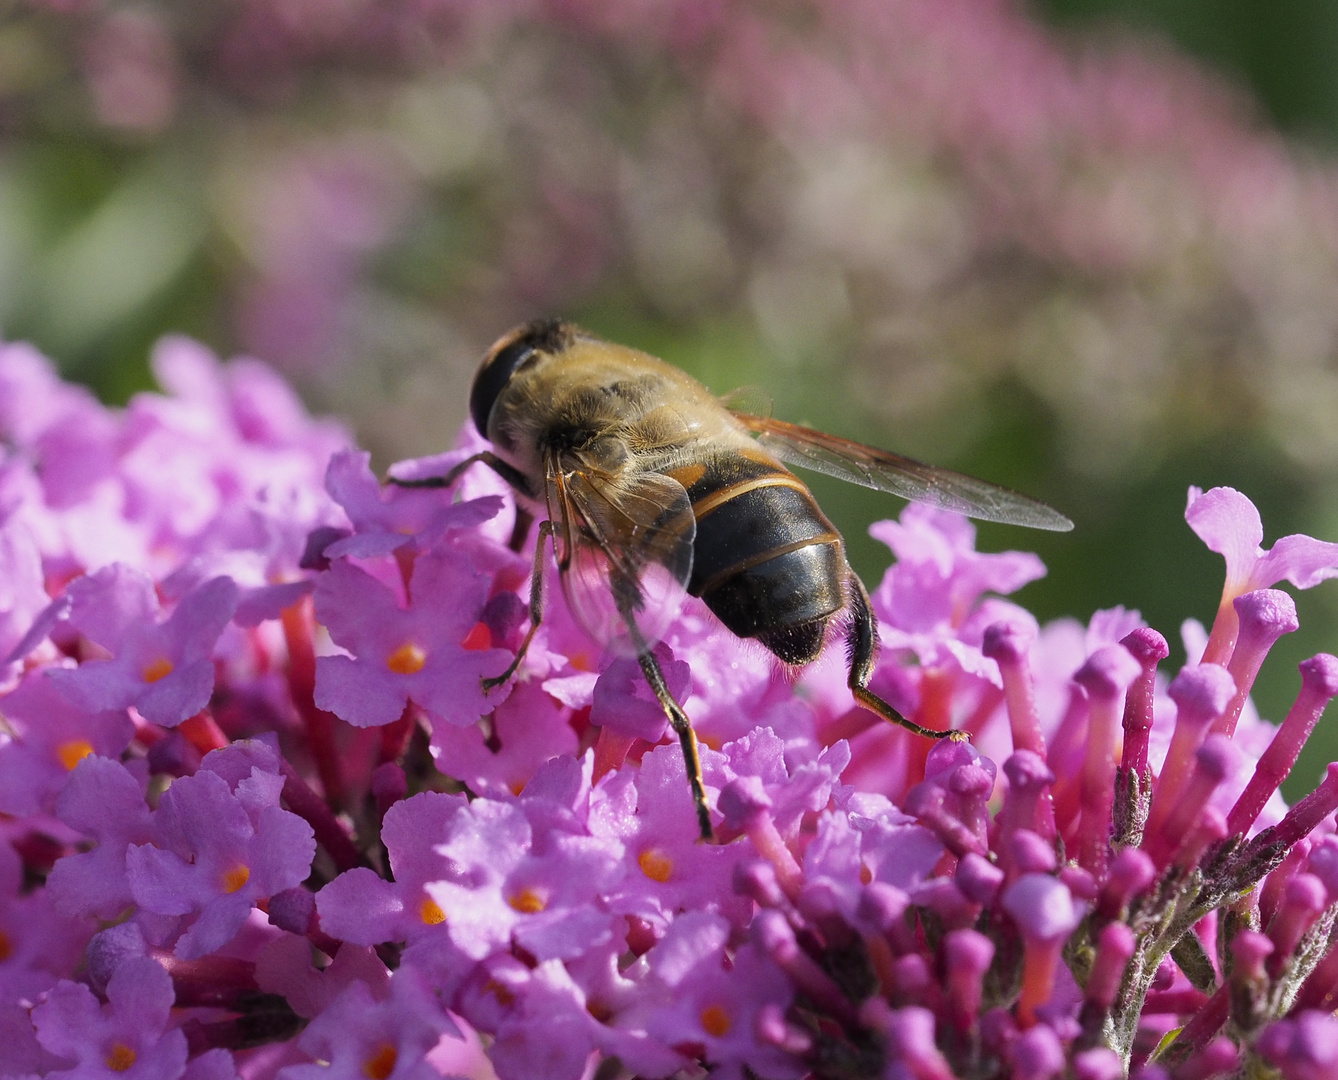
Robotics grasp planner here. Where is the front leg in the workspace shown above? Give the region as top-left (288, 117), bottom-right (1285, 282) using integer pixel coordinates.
top-left (388, 451), bottom-right (535, 500)
top-left (482, 520), bottom-right (553, 691)
top-left (389, 452), bottom-right (536, 553)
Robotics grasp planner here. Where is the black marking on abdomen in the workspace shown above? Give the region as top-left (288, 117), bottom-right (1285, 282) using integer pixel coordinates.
top-left (666, 453), bottom-right (846, 656)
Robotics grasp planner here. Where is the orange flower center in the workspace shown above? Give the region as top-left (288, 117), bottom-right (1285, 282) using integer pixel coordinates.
top-left (141, 657), bottom-right (174, 683)
top-left (385, 642), bottom-right (426, 675)
top-left (507, 887), bottom-right (547, 914)
top-left (700, 1004), bottom-right (732, 1038)
top-left (221, 864), bottom-right (251, 894)
top-left (362, 1043), bottom-right (397, 1080)
top-left (57, 739), bottom-right (95, 771)
top-left (638, 848), bottom-right (674, 883)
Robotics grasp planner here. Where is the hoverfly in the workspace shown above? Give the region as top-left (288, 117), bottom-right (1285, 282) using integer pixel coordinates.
top-left (400, 320), bottom-right (1072, 839)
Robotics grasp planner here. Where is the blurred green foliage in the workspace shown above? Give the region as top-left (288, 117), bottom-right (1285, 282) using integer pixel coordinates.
top-left (1038, 0), bottom-right (1338, 145)
top-left (1034, 0), bottom-right (1338, 786)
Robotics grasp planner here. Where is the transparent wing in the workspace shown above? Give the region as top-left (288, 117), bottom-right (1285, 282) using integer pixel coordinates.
top-left (546, 454), bottom-right (697, 655)
top-left (718, 385), bottom-right (773, 418)
top-left (734, 414), bottom-right (1073, 532)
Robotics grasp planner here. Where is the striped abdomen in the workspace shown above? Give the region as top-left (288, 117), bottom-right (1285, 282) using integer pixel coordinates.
top-left (665, 449), bottom-right (846, 665)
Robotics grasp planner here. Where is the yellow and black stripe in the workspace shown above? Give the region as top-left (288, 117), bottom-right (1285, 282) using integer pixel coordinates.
top-left (665, 449), bottom-right (845, 665)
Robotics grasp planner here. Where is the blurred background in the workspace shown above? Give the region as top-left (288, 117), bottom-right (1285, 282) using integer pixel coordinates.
top-left (3, 0), bottom-right (1338, 790)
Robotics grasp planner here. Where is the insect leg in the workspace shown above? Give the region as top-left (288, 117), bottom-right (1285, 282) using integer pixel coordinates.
top-left (636, 647), bottom-right (714, 842)
top-left (607, 575), bottom-right (713, 841)
top-left (388, 451), bottom-right (535, 499)
top-left (508, 506), bottom-right (534, 553)
top-left (845, 572), bottom-right (968, 742)
top-left (482, 520), bottom-right (553, 691)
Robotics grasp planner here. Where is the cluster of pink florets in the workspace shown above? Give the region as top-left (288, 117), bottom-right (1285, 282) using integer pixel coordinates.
top-left (5, 340), bottom-right (1338, 1080)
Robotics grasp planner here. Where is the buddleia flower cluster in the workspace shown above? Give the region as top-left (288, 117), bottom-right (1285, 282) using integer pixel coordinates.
top-left (5, 338), bottom-right (1338, 1080)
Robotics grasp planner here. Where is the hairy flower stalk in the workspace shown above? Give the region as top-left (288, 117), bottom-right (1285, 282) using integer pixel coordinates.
top-left (6, 342), bottom-right (1338, 1079)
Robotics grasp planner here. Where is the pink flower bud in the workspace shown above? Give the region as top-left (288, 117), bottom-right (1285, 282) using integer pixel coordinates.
top-left (1215, 590), bottom-right (1298, 736)
top-left (1227, 654), bottom-right (1338, 837)
top-left (1147, 664), bottom-right (1236, 841)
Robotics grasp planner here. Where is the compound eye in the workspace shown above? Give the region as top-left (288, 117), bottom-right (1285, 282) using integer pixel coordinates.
top-left (470, 337), bottom-right (534, 437)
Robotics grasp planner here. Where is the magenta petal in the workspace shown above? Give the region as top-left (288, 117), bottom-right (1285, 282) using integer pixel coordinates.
top-left (55, 755), bottom-right (150, 836)
top-left (126, 845), bottom-right (197, 916)
top-left (381, 791), bottom-right (468, 861)
top-left (513, 907), bottom-right (616, 962)
top-left (168, 576), bottom-right (239, 662)
top-left (67, 564), bottom-right (161, 649)
top-left (408, 554), bottom-right (492, 641)
top-left (47, 759), bottom-right (153, 919)
top-left (152, 769), bottom-right (252, 860)
top-left (106, 955), bottom-right (176, 1023)
top-left (47, 660), bottom-right (145, 713)
top-left (1186, 486), bottom-right (1263, 554)
top-left (324, 449), bottom-right (383, 521)
top-left (592, 645), bottom-right (690, 742)
top-left (4, 594), bottom-right (67, 666)
top-left (30, 980), bottom-right (102, 1058)
top-left (175, 893), bottom-right (255, 959)
top-left (137, 658), bottom-right (216, 726)
top-left (414, 649), bottom-right (512, 727)
top-left (313, 559), bottom-right (402, 653)
top-left (249, 805), bottom-right (317, 894)
top-left (1185, 487), bottom-right (1264, 584)
top-left (235, 581), bottom-right (313, 627)
top-left (202, 738), bottom-right (282, 788)
top-left (315, 653), bottom-right (407, 727)
top-left (1254, 534), bottom-right (1338, 591)
top-left (317, 868), bottom-right (406, 945)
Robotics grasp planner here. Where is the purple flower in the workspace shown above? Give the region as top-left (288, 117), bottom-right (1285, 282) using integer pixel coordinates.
top-left (428, 681), bottom-right (578, 796)
top-left (869, 505), bottom-right (1048, 639)
top-left (47, 566), bottom-right (238, 728)
top-left (11, 341), bottom-right (1338, 1079)
top-left (126, 740), bottom-right (316, 958)
top-left (1186, 486), bottom-right (1338, 665)
top-left (316, 790), bottom-right (469, 946)
top-left (313, 550), bottom-right (512, 728)
top-left (456, 952), bottom-right (681, 1080)
top-left (643, 930), bottom-right (802, 1080)
top-left (592, 743), bottom-right (751, 933)
top-left (31, 957), bottom-right (187, 1080)
top-left (0, 342), bottom-right (105, 451)
top-left (278, 972), bottom-right (458, 1080)
top-left (45, 755), bottom-right (154, 919)
top-left (0, 669), bottom-right (134, 815)
top-left (322, 449), bottom-right (503, 559)
top-left (0, 840), bottom-right (93, 1004)
top-left (425, 797), bottom-right (624, 963)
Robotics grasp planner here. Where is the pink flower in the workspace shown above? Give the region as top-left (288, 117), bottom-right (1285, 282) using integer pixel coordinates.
top-left (313, 550), bottom-right (512, 728)
top-left (48, 567), bottom-right (238, 728)
top-left (1186, 486), bottom-right (1338, 665)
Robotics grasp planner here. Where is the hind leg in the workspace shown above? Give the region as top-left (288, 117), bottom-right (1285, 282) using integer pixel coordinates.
top-left (845, 573), bottom-right (968, 742)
